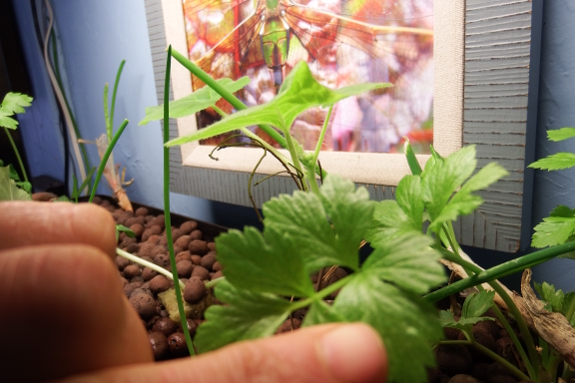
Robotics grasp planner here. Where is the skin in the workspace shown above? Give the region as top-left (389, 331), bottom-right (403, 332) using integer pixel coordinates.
top-left (0, 201), bottom-right (387, 383)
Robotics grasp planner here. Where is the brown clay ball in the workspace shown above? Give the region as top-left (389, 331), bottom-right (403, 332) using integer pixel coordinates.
top-left (115, 256), bottom-right (130, 271)
top-left (129, 292), bottom-right (157, 319)
top-left (176, 260), bottom-right (194, 278)
top-left (189, 229), bottom-right (202, 240)
top-left (142, 267), bottom-right (159, 282)
top-left (123, 264), bottom-right (142, 279)
top-left (154, 253), bottom-right (171, 268)
top-left (167, 332), bottom-right (188, 357)
top-left (149, 275), bottom-right (171, 295)
top-left (175, 251), bottom-right (191, 263)
top-left (152, 317), bottom-right (178, 337)
top-left (175, 235), bottom-right (191, 250)
top-left (189, 240), bottom-right (209, 255)
top-left (184, 277), bottom-right (207, 304)
top-left (179, 220), bottom-right (198, 235)
top-left (200, 252), bottom-right (217, 271)
top-left (148, 332), bottom-right (169, 360)
top-left (129, 223), bottom-right (144, 239)
top-left (191, 266), bottom-right (210, 281)
top-left (135, 207), bottom-right (149, 217)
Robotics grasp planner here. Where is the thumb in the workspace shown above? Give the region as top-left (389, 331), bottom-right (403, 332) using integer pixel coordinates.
top-left (60, 323), bottom-right (387, 383)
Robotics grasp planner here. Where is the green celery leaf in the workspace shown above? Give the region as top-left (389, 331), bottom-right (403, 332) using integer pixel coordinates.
top-left (0, 110), bottom-right (18, 130)
top-left (15, 181), bottom-right (32, 193)
top-left (429, 162), bottom-right (508, 231)
top-left (195, 279), bottom-right (291, 353)
top-left (302, 299), bottom-right (346, 327)
top-left (139, 77), bottom-right (250, 125)
top-left (534, 281), bottom-right (564, 313)
top-left (318, 175), bottom-right (375, 271)
top-left (7, 164), bottom-right (19, 181)
top-left (262, 174), bottom-right (373, 272)
top-left (421, 145), bottom-right (477, 224)
top-left (0, 166), bottom-right (31, 201)
top-left (532, 208), bottom-right (575, 247)
top-left (215, 226), bottom-right (315, 297)
top-left (462, 290), bottom-right (495, 319)
top-left (334, 273), bottom-right (443, 383)
top-left (165, 61), bottom-right (390, 146)
top-left (361, 233), bottom-right (445, 294)
top-left (1, 92), bottom-right (33, 115)
top-left (439, 310), bottom-right (494, 330)
top-left (395, 175), bottom-right (424, 232)
top-left (367, 200), bottom-right (417, 243)
top-left (529, 152), bottom-right (575, 171)
top-left (115, 223), bottom-right (136, 242)
top-left (547, 127), bottom-right (575, 142)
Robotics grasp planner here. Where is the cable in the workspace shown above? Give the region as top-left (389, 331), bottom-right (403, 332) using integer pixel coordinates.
top-left (41, 0), bottom-right (87, 188)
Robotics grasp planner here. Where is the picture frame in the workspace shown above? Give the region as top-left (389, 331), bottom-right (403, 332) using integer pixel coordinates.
top-left (143, 0), bottom-right (542, 252)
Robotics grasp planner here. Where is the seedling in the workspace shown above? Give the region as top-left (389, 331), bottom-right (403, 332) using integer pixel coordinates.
top-left (0, 92), bottom-right (33, 192)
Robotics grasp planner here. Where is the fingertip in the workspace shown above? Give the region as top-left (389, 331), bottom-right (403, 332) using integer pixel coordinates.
top-left (318, 323), bottom-right (387, 383)
top-left (70, 202), bottom-right (117, 257)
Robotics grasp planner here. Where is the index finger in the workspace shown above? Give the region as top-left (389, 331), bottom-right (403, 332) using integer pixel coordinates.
top-left (0, 201), bottom-right (117, 258)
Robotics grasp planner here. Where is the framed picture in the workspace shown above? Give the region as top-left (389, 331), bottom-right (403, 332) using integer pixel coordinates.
top-left (144, 0), bottom-right (542, 252)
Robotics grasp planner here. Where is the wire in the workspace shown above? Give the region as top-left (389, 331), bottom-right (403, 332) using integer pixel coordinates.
top-left (41, 0), bottom-right (87, 189)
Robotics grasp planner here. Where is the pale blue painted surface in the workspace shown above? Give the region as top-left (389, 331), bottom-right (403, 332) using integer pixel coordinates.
top-left (11, 0), bottom-right (214, 223)
top-left (530, 1), bottom-right (575, 291)
top-left (10, 1), bottom-right (575, 289)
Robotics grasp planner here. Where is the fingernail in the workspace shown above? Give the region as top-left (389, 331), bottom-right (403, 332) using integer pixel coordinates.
top-left (318, 323), bottom-right (387, 383)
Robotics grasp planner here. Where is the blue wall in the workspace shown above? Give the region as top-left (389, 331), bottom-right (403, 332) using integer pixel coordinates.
top-left (530, 1), bottom-right (575, 291)
top-left (10, 1), bottom-right (575, 288)
top-left (11, 0), bottom-right (214, 222)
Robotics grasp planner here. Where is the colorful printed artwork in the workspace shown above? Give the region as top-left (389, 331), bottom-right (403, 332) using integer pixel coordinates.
top-left (183, 0), bottom-right (433, 153)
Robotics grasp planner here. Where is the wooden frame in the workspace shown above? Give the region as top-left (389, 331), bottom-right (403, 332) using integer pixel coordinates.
top-left (144, 0), bottom-right (542, 252)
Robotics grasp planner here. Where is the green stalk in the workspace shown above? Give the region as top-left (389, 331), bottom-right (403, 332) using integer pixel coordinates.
top-left (3, 127), bottom-right (28, 183)
top-left (170, 48), bottom-right (286, 148)
top-left (426, 241), bottom-right (575, 302)
top-left (289, 274), bottom-right (353, 312)
top-left (305, 104), bottom-right (333, 188)
top-left (88, 119), bottom-right (129, 203)
top-left (284, 132), bottom-right (308, 191)
top-left (164, 46), bottom-right (196, 356)
top-left (109, 60), bottom-right (126, 135)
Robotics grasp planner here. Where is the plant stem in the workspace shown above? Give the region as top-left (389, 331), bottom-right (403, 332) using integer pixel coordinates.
top-left (116, 248), bottom-right (185, 290)
top-left (89, 119), bottom-right (129, 203)
top-left (3, 127), bottom-right (28, 183)
top-left (170, 48), bottom-right (287, 149)
top-left (164, 46), bottom-right (195, 356)
top-left (109, 60), bottom-right (126, 136)
top-left (434, 250), bottom-right (542, 379)
top-left (284, 132), bottom-right (308, 191)
top-left (289, 274), bottom-right (353, 312)
top-left (426, 241), bottom-right (575, 302)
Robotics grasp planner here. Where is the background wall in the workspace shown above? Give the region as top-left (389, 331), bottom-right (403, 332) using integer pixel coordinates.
top-left (530, 1), bottom-right (575, 291)
top-left (9, 1), bottom-right (575, 289)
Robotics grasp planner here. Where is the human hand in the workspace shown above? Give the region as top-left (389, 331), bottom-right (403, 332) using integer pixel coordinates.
top-left (0, 201), bottom-right (387, 383)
